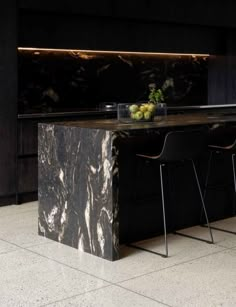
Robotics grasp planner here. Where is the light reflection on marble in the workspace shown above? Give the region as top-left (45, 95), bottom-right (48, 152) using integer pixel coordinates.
top-left (18, 49), bottom-right (208, 113)
top-left (38, 124), bottom-right (120, 260)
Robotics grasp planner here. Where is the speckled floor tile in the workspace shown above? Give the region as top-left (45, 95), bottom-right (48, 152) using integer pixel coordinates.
top-left (120, 248), bottom-right (236, 307)
top-left (211, 216), bottom-right (236, 230)
top-left (1, 202), bottom-right (235, 307)
top-left (45, 285), bottom-right (166, 307)
top-left (27, 229), bottom-right (224, 283)
top-left (0, 238), bottom-right (19, 254)
top-left (0, 201), bottom-right (38, 217)
top-left (210, 217), bottom-right (236, 248)
top-left (177, 223), bottom-right (236, 249)
top-left (0, 208), bottom-right (49, 248)
top-left (0, 249), bottom-right (108, 307)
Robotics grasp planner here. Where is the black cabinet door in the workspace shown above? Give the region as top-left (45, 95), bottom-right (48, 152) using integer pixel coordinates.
top-left (113, 0), bottom-right (235, 28)
top-left (0, 1), bottom-right (17, 201)
top-left (19, 0), bottom-right (113, 17)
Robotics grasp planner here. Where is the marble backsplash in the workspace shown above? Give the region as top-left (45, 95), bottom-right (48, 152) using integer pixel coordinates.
top-left (18, 49), bottom-right (208, 114)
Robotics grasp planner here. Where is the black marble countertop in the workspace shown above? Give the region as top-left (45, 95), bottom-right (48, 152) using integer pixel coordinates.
top-left (168, 104), bottom-right (236, 110)
top-left (45, 113), bottom-right (236, 131)
top-left (17, 109), bottom-right (116, 119)
top-left (18, 104), bottom-right (236, 120)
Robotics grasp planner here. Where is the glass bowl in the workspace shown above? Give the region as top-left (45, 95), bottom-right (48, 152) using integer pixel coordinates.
top-left (117, 103), bottom-right (156, 123)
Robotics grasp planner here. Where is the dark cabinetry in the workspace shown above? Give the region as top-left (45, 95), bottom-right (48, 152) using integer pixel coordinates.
top-left (19, 0), bottom-right (113, 16)
top-left (18, 0), bottom-right (228, 54)
top-left (17, 118), bottom-right (40, 203)
top-left (113, 0), bottom-right (235, 27)
top-left (0, 2), bottom-right (17, 204)
top-left (18, 12), bottom-right (225, 54)
top-left (19, 0), bottom-right (236, 28)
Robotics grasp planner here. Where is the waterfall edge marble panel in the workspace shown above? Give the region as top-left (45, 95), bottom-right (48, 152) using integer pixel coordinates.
top-left (38, 123), bottom-right (119, 261)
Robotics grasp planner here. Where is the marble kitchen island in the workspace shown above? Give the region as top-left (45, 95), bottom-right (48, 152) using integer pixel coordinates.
top-left (38, 114), bottom-right (236, 261)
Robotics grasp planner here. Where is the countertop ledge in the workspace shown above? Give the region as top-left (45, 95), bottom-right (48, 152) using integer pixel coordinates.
top-left (40, 113), bottom-right (236, 131)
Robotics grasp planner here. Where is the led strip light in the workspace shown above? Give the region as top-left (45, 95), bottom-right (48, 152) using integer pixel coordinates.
top-left (18, 47), bottom-right (209, 57)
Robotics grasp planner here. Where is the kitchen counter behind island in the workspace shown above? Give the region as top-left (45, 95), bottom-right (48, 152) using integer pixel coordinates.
top-left (38, 114), bottom-right (236, 261)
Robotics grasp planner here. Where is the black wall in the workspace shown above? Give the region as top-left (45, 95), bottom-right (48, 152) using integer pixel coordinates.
top-left (1, 0), bottom-right (236, 204)
top-left (18, 0), bottom-right (236, 54)
top-left (207, 29), bottom-right (236, 105)
top-left (18, 0), bottom-right (236, 28)
top-left (18, 4), bottom-right (226, 54)
top-left (0, 1), bottom-right (17, 203)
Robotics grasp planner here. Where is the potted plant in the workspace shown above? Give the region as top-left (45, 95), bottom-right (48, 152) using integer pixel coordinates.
top-left (148, 88), bottom-right (165, 104)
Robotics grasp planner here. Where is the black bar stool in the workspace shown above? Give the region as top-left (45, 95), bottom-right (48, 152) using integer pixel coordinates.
top-left (129, 130), bottom-right (214, 258)
top-left (204, 139), bottom-right (236, 235)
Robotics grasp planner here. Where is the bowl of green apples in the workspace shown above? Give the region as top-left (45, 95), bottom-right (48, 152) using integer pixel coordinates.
top-left (128, 102), bottom-right (157, 122)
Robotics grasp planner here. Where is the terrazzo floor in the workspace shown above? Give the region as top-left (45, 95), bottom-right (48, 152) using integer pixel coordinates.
top-left (0, 201), bottom-right (235, 307)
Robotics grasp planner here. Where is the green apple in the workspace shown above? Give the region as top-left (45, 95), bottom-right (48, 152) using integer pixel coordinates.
top-left (134, 111), bottom-right (143, 120)
top-left (140, 104), bottom-right (148, 113)
top-left (144, 111), bottom-right (152, 120)
top-left (130, 112), bottom-right (136, 119)
top-left (129, 104), bottom-right (139, 113)
top-left (148, 103), bottom-right (156, 113)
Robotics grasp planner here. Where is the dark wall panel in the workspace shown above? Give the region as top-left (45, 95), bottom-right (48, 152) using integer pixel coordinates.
top-left (226, 30), bottom-right (236, 105)
top-left (114, 0), bottom-right (236, 28)
top-left (19, 0), bottom-right (113, 16)
top-left (0, 2), bottom-right (17, 201)
top-left (18, 157), bottom-right (38, 194)
top-left (208, 30), bottom-right (236, 106)
top-left (19, 0), bottom-right (236, 28)
top-left (208, 56), bottom-right (228, 105)
top-left (19, 12), bottom-right (225, 54)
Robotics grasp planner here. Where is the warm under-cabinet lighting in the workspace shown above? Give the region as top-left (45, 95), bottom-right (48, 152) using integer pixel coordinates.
top-left (17, 47), bottom-right (209, 57)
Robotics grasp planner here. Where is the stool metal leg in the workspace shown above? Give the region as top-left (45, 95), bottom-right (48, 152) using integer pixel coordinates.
top-left (192, 160), bottom-right (214, 244)
top-left (128, 163), bottom-right (168, 258)
top-left (232, 154), bottom-right (236, 216)
top-left (174, 160), bottom-right (214, 244)
top-left (204, 151), bottom-right (213, 200)
top-left (160, 163), bottom-right (168, 257)
top-left (200, 151), bottom-right (213, 224)
top-left (232, 154), bottom-right (236, 194)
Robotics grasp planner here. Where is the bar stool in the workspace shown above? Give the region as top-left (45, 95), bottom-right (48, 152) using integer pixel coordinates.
top-left (129, 130), bottom-right (214, 258)
top-left (203, 139), bottom-right (236, 235)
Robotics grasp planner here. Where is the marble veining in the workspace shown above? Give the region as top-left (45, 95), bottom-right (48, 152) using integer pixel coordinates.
top-left (19, 49), bottom-right (207, 113)
top-left (38, 115), bottom-right (236, 260)
top-left (38, 120), bottom-right (152, 260)
top-left (38, 124), bottom-right (120, 260)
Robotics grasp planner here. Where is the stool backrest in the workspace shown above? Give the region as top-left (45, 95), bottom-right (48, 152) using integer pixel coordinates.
top-left (158, 130), bottom-right (206, 162)
top-left (229, 139), bottom-right (236, 151)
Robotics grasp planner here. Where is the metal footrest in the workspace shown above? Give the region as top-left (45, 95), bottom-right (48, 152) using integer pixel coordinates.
top-left (127, 244), bottom-right (168, 258)
top-left (201, 224), bottom-right (236, 235)
top-left (173, 231), bottom-right (214, 244)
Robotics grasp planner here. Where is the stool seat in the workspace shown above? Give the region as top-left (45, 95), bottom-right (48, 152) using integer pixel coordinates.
top-left (208, 139), bottom-right (236, 153)
top-left (129, 130), bottom-right (214, 258)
